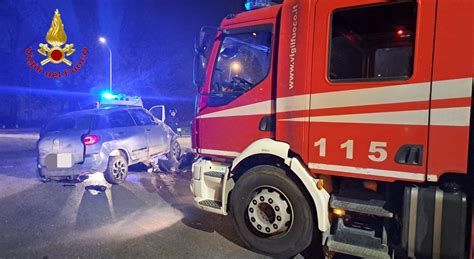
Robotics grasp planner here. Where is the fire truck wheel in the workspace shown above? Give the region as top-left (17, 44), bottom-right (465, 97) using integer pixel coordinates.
top-left (230, 165), bottom-right (317, 257)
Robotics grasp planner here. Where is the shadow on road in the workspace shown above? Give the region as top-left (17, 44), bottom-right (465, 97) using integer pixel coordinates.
top-left (75, 184), bottom-right (147, 231)
top-left (138, 171), bottom-right (249, 249)
top-left (0, 182), bottom-right (80, 252)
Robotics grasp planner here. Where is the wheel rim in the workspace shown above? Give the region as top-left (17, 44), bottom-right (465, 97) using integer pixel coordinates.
top-left (112, 160), bottom-right (126, 180)
top-left (172, 142), bottom-right (180, 158)
top-left (247, 186), bottom-right (293, 236)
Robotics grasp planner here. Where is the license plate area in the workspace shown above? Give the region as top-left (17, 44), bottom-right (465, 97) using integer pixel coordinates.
top-left (45, 153), bottom-right (73, 169)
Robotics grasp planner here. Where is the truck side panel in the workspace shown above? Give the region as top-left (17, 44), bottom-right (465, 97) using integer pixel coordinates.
top-left (305, 0), bottom-right (436, 182)
top-left (427, 0), bottom-right (473, 180)
top-left (275, 0), bottom-right (314, 162)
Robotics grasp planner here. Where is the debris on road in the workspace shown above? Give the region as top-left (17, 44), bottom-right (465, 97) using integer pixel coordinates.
top-left (79, 172), bottom-right (111, 195)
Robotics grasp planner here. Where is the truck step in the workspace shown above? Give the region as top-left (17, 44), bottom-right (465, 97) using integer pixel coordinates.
top-left (198, 199), bottom-right (222, 209)
top-left (327, 236), bottom-right (390, 259)
top-left (330, 195), bottom-right (393, 218)
top-left (203, 171), bottom-right (225, 179)
top-left (326, 218), bottom-right (390, 259)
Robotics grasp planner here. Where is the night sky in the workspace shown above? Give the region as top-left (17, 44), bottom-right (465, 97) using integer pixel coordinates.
top-left (0, 0), bottom-right (244, 126)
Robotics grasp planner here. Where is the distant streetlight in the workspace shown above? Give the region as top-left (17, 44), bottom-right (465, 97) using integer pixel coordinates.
top-left (99, 37), bottom-right (113, 91)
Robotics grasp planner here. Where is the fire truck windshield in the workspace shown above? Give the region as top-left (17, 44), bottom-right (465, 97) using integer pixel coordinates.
top-left (209, 30), bottom-right (272, 105)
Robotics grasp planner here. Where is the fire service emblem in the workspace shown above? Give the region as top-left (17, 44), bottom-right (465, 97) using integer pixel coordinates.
top-left (38, 9), bottom-right (75, 66)
top-left (25, 9), bottom-right (88, 78)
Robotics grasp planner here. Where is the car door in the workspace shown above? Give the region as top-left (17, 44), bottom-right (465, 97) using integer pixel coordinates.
top-left (145, 109), bottom-right (169, 155)
top-left (149, 105), bottom-right (166, 122)
top-left (130, 108), bottom-right (167, 157)
top-left (108, 110), bottom-right (148, 162)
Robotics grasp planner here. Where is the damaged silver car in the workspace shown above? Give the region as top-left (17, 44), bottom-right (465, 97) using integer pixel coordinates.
top-left (37, 106), bottom-right (180, 184)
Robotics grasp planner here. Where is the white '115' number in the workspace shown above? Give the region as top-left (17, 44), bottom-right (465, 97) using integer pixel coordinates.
top-left (314, 138), bottom-right (388, 162)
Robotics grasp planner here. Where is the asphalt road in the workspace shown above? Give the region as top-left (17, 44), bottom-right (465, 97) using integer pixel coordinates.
top-left (0, 133), bottom-right (270, 258)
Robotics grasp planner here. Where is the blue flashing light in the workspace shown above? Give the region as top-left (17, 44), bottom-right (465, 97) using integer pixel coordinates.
top-left (101, 91), bottom-right (117, 100)
top-left (244, 2), bottom-right (252, 10)
top-left (245, 0), bottom-right (272, 11)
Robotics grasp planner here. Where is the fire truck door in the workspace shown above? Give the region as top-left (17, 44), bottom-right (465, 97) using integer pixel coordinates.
top-left (306, 0), bottom-right (436, 182)
top-left (197, 22), bottom-right (276, 158)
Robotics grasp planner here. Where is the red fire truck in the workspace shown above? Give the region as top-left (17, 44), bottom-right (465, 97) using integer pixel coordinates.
top-left (190, 0), bottom-right (473, 257)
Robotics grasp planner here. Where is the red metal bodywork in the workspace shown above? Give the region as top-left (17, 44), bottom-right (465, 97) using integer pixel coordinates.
top-left (193, 6), bottom-right (280, 158)
top-left (427, 0), bottom-right (473, 179)
top-left (193, 0), bottom-right (473, 183)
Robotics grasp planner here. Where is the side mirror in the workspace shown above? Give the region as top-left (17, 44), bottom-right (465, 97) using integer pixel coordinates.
top-left (194, 35), bottom-right (203, 54)
top-left (195, 26), bottom-right (218, 53)
top-left (193, 26), bottom-right (219, 89)
top-left (193, 54), bottom-right (205, 87)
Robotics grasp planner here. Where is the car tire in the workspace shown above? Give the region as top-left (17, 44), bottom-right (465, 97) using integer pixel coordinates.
top-left (229, 165), bottom-right (318, 258)
top-left (159, 138), bottom-right (181, 173)
top-left (104, 154), bottom-right (128, 184)
top-left (38, 168), bottom-right (45, 178)
top-left (38, 168), bottom-right (51, 183)
top-left (166, 138), bottom-right (181, 163)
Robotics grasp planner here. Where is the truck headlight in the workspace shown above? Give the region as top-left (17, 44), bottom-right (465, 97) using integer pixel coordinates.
top-left (192, 162), bottom-right (201, 180)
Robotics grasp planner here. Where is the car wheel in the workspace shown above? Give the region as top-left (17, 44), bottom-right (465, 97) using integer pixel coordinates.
top-left (159, 139), bottom-right (181, 173)
top-left (229, 165), bottom-right (318, 258)
top-left (38, 168), bottom-right (51, 183)
top-left (104, 154), bottom-right (128, 184)
top-left (37, 168), bottom-right (51, 183)
top-left (166, 138), bottom-right (181, 162)
top-left (38, 168), bottom-right (45, 178)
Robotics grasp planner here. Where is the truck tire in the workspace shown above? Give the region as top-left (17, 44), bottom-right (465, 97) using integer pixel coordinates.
top-left (229, 165), bottom-right (317, 257)
top-left (104, 154), bottom-right (128, 184)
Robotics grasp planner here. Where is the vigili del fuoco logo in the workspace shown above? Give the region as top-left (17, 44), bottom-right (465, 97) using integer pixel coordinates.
top-left (25, 9), bottom-right (88, 78)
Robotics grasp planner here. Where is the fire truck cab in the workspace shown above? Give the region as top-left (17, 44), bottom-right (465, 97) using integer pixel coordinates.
top-left (191, 0), bottom-right (473, 257)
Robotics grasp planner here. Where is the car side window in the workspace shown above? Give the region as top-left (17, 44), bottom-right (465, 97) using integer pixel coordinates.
top-left (130, 109), bottom-right (155, 126)
top-left (109, 111), bottom-right (136, 128)
top-left (44, 115), bottom-right (93, 133)
top-left (94, 115), bottom-right (111, 130)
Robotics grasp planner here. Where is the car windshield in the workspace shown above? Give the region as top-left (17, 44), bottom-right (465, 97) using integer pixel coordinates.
top-left (42, 115), bottom-right (92, 134)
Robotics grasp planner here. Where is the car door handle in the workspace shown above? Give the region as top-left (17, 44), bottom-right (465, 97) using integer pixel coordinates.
top-left (146, 128), bottom-right (151, 132)
top-left (114, 132), bottom-right (125, 137)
